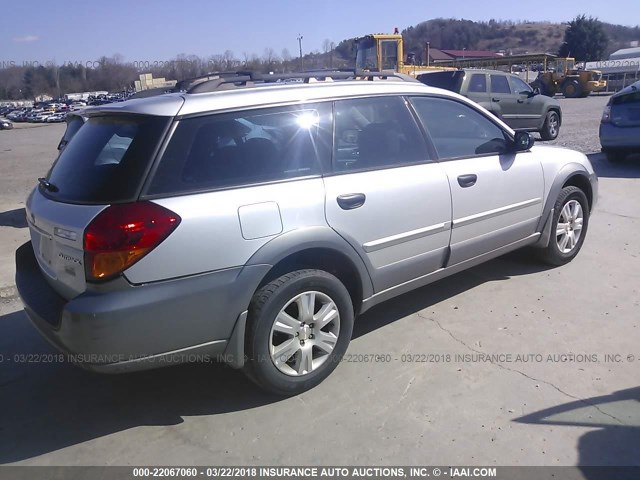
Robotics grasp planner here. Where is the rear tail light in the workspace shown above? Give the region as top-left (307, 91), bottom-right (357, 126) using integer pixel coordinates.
top-left (601, 105), bottom-right (611, 123)
top-left (84, 202), bottom-right (181, 281)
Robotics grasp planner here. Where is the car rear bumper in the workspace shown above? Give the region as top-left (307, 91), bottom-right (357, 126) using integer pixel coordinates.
top-left (15, 241), bottom-right (267, 372)
top-left (600, 123), bottom-right (640, 150)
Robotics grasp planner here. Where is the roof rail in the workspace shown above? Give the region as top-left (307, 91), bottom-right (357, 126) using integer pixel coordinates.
top-left (184, 70), bottom-right (417, 93)
top-left (127, 70), bottom-right (418, 99)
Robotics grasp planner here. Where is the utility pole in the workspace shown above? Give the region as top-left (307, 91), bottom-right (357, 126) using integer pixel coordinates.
top-left (297, 34), bottom-right (304, 71)
top-left (426, 42), bottom-right (430, 67)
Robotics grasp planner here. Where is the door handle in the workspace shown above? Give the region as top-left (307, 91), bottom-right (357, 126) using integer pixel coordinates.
top-left (457, 174), bottom-right (477, 188)
top-left (337, 193), bottom-right (366, 210)
top-left (492, 98), bottom-right (500, 102)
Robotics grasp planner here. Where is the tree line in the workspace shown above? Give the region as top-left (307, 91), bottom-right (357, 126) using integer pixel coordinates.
top-left (0, 47), bottom-right (351, 100)
top-left (2, 16), bottom-right (638, 100)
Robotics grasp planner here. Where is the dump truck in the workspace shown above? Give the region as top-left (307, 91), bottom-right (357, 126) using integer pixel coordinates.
top-left (532, 57), bottom-right (606, 98)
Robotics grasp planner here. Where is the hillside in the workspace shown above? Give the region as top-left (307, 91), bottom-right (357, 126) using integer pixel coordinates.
top-left (2, 17), bottom-right (639, 100)
top-left (334, 18), bottom-right (640, 62)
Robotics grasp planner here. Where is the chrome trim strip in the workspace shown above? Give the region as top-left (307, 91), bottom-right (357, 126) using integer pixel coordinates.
top-left (502, 114), bottom-right (541, 118)
top-left (453, 198), bottom-right (542, 228)
top-left (360, 232), bottom-right (541, 311)
top-left (363, 222), bottom-right (451, 253)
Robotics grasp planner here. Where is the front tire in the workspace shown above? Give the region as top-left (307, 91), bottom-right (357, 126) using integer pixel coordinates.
top-left (537, 186), bottom-right (589, 266)
top-left (243, 269), bottom-right (354, 395)
top-left (562, 79), bottom-right (582, 98)
top-left (540, 110), bottom-right (560, 140)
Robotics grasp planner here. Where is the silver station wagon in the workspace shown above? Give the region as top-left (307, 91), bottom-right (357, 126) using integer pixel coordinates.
top-left (16, 71), bottom-right (597, 395)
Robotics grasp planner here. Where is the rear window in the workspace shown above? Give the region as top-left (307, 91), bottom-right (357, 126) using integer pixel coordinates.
top-left (45, 115), bottom-right (169, 203)
top-left (146, 103), bottom-right (331, 195)
top-left (61, 115), bottom-right (84, 142)
top-left (612, 91), bottom-right (640, 106)
top-left (417, 71), bottom-right (465, 92)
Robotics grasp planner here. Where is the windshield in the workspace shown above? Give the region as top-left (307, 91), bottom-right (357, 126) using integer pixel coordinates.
top-left (44, 115), bottom-right (170, 203)
top-left (356, 37), bottom-right (378, 70)
top-left (380, 40), bottom-right (398, 70)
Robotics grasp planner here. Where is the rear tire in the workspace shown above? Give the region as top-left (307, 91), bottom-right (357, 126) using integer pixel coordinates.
top-left (540, 110), bottom-right (560, 140)
top-left (243, 269), bottom-right (354, 395)
top-left (537, 186), bottom-right (589, 266)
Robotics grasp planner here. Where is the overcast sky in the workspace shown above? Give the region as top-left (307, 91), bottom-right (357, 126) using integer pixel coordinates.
top-left (4, 0), bottom-right (639, 64)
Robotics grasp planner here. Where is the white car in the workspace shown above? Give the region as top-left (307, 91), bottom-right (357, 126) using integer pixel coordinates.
top-left (46, 113), bottom-right (67, 123)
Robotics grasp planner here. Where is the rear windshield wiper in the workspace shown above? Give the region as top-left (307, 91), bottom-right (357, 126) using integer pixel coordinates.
top-left (38, 177), bottom-right (59, 193)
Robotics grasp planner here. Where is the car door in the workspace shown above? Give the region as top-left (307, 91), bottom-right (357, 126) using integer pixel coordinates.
top-left (509, 75), bottom-right (544, 129)
top-left (409, 95), bottom-right (544, 266)
top-left (489, 73), bottom-right (520, 128)
top-left (323, 96), bottom-right (452, 292)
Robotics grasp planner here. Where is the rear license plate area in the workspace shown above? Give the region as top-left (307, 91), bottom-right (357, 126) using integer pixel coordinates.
top-left (39, 235), bottom-right (54, 266)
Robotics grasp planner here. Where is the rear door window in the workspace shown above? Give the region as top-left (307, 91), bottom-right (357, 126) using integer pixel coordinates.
top-left (468, 74), bottom-right (488, 93)
top-left (490, 75), bottom-right (512, 94)
top-left (45, 115), bottom-right (170, 203)
top-left (333, 96), bottom-right (429, 172)
top-left (147, 103), bottom-right (332, 195)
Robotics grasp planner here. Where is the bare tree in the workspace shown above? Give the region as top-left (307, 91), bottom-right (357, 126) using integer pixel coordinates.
top-left (222, 50), bottom-right (236, 70)
top-left (263, 47), bottom-right (277, 66)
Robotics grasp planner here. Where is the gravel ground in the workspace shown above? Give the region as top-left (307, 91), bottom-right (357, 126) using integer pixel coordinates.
top-left (535, 94), bottom-right (609, 154)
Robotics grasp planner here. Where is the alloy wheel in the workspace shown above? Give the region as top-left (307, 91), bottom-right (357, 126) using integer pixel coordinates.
top-left (269, 291), bottom-right (340, 376)
top-left (556, 199), bottom-right (584, 253)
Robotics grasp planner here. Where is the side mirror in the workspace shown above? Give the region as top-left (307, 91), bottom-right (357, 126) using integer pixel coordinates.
top-left (513, 131), bottom-right (534, 152)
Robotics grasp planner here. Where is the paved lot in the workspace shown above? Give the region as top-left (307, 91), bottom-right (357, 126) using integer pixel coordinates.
top-left (1, 96), bottom-right (639, 466)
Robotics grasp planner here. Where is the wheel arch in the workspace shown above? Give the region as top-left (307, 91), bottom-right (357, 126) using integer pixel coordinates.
top-left (246, 226), bottom-right (374, 315)
top-left (536, 164), bottom-right (594, 238)
top-left (562, 173), bottom-right (593, 212)
top-left (549, 106), bottom-right (562, 125)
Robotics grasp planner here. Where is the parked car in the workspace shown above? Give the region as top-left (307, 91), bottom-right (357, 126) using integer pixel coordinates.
top-left (32, 112), bottom-right (54, 123)
top-left (16, 72), bottom-right (597, 395)
top-left (0, 118), bottom-right (13, 130)
top-left (600, 80), bottom-right (640, 162)
top-left (46, 112), bottom-right (67, 123)
top-left (417, 69), bottom-right (562, 140)
top-left (8, 109), bottom-right (31, 121)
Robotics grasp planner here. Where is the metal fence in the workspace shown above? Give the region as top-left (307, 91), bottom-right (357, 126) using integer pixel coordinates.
top-left (600, 71), bottom-right (640, 93)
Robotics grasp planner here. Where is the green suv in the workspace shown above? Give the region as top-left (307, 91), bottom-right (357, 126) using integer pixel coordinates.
top-left (418, 69), bottom-right (562, 140)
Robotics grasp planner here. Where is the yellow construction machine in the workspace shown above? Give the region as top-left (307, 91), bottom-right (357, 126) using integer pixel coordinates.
top-left (533, 57), bottom-right (606, 98)
top-left (355, 32), bottom-right (448, 76)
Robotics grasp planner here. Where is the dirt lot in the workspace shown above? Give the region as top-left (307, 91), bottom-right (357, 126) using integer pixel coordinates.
top-left (0, 96), bottom-right (639, 467)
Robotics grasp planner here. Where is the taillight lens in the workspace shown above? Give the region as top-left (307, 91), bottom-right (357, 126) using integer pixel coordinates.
top-left (601, 105), bottom-right (611, 123)
top-left (84, 202), bottom-right (181, 281)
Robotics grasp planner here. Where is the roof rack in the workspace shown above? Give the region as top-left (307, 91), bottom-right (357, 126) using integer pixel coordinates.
top-left (128, 70), bottom-right (418, 99)
top-left (185, 70), bottom-right (418, 94)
